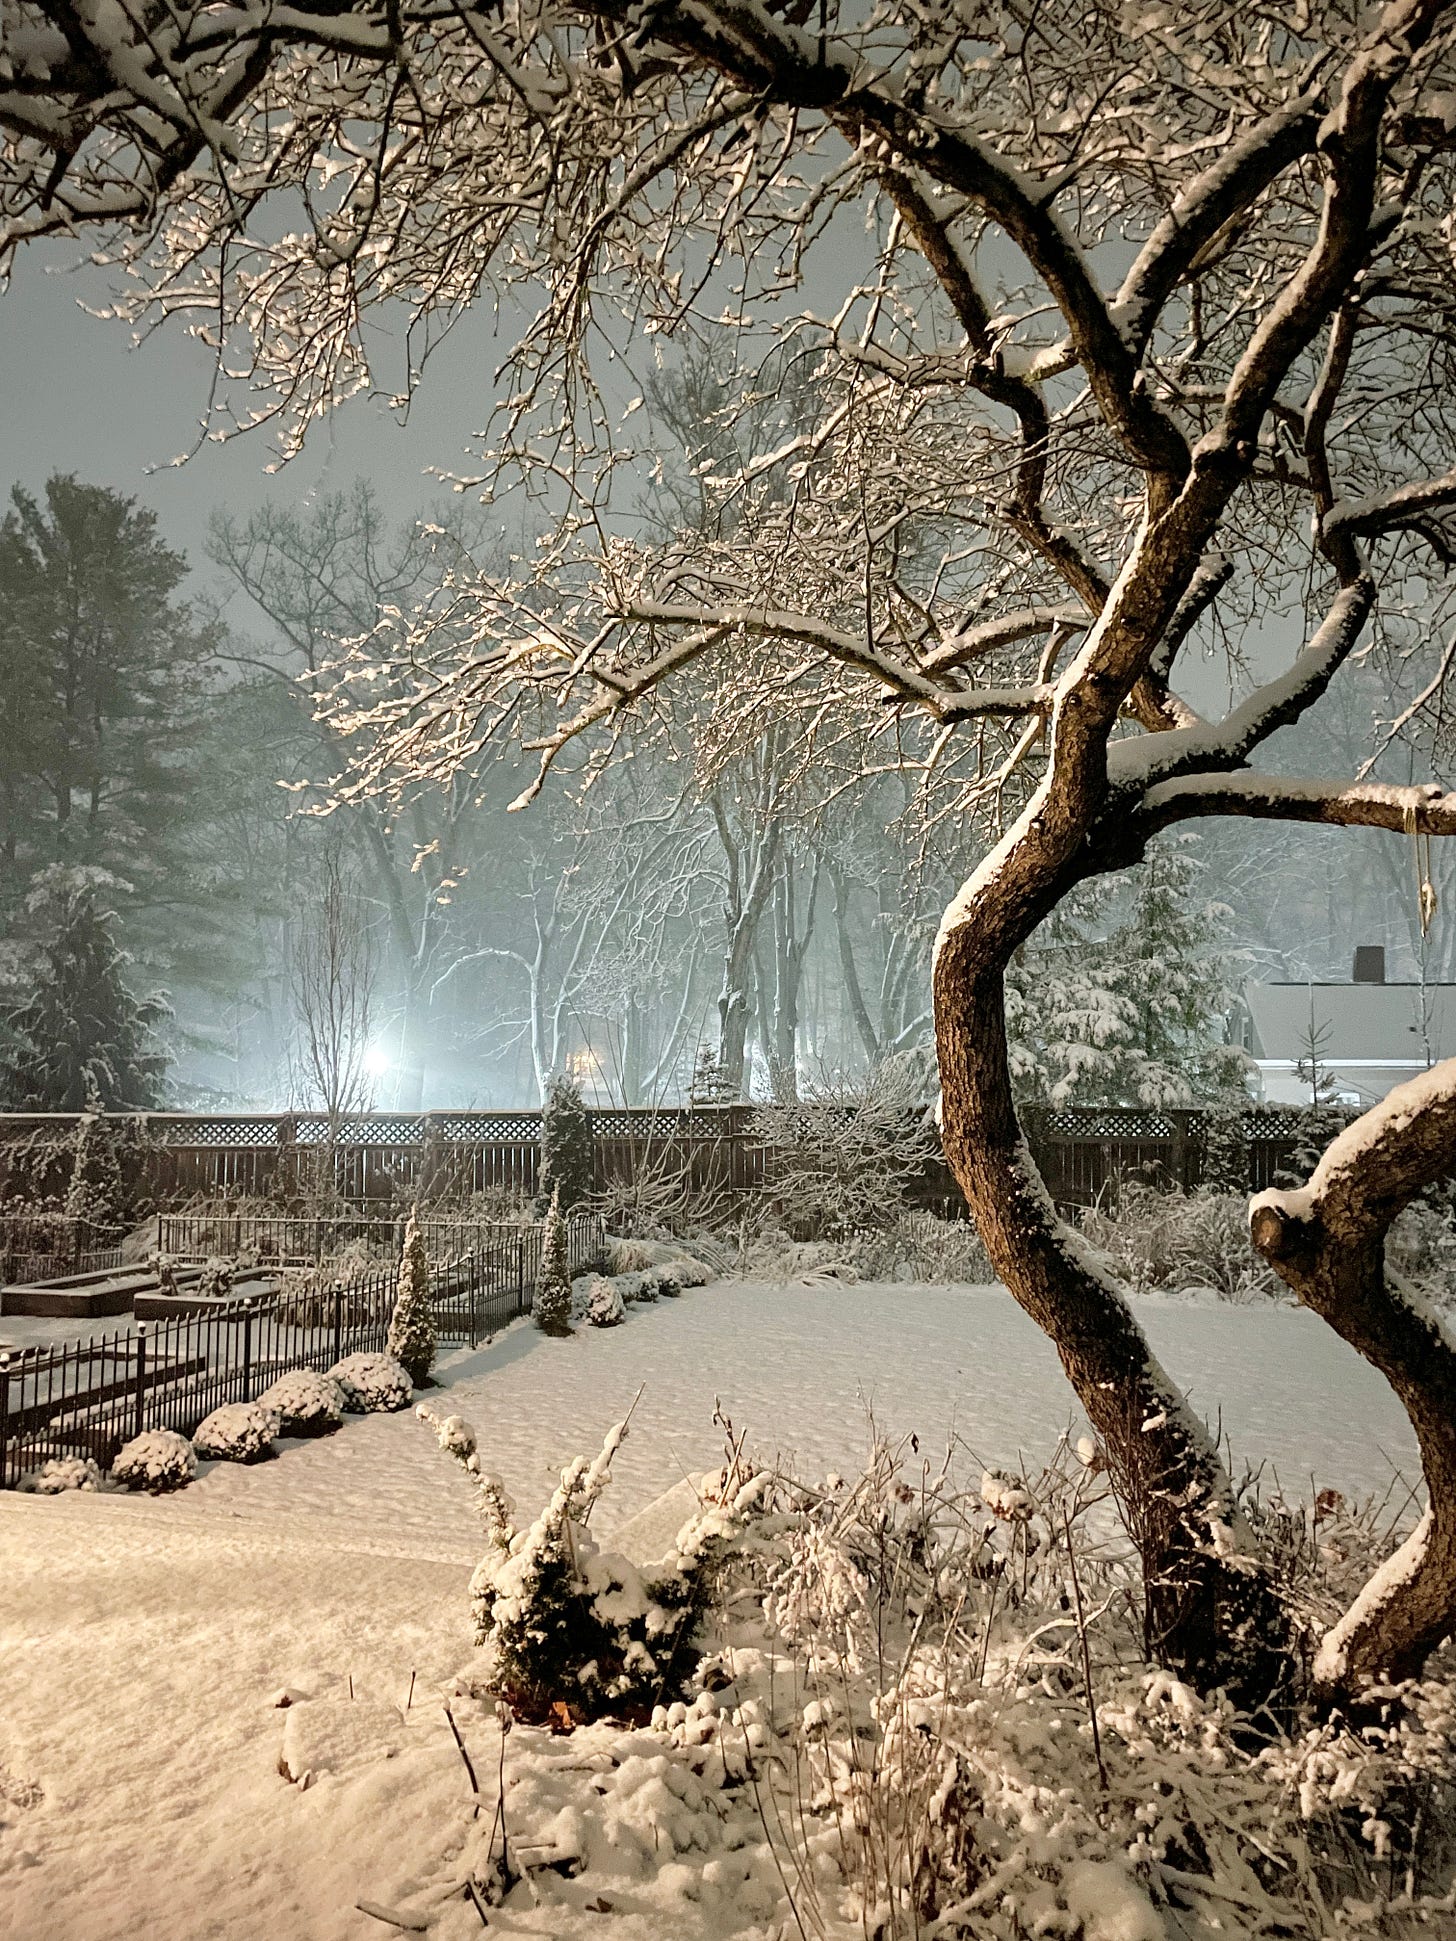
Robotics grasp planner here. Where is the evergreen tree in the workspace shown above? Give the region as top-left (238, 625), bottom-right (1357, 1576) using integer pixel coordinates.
top-left (0, 477), bottom-right (221, 978)
top-left (0, 869), bottom-right (169, 1110)
top-left (63, 1083), bottom-right (126, 1234)
top-left (386, 1207), bottom-right (436, 1384)
top-left (533, 1189), bottom-right (574, 1336)
top-left (1200, 1105), bottom-right (1249, 1196)
top-left (1007, 838), bottom-right (1249, 1109)
top-left (536, 1073), bottom-right (594, 1213)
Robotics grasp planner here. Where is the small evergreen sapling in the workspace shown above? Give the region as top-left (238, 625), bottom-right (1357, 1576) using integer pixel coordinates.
top-left (64, 1082), bottom-right (125, 1238)
top-left (386, 1207), bottom-right (436, 1384)
top-left (536, 1073), bottom-right (594, 1213)
top-left (534, 1190), bottom-right (574, 1336)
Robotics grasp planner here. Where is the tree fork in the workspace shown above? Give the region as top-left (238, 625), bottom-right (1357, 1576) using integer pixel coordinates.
top-left (1250, 1062), bottom-right (1456, 1701)
top-left (933, 930), bottom-right (1296, 1702)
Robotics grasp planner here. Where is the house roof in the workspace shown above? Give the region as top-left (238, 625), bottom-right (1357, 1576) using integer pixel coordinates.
top-left (1245, 981), bottom-right (1456, 1063)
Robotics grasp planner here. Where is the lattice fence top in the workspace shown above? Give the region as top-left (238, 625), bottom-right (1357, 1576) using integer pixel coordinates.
top-left (1035, 1108), bottom-right (1187, 1139)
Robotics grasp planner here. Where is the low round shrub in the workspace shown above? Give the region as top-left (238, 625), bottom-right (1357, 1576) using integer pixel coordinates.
top-left (586, 1276), bottom-right (627, 1327)
top-left (18, 1455), bottom-right (104, 1494)
top-left (259, 1367), bottom-right (345, 1436)
top-left (111, 1428), bottom-right (196, 1494)
top-left (193, 1400), bottom-right (280, 1463)
top-left (327, 1352), bottom-right (414, 1413)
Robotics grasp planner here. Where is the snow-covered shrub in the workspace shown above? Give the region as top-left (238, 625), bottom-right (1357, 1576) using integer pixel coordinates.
top-left (660, 1254), bottom-right (712, 1288)
top-left (536, 1073), bottom-right (594, 1214)
top-left (751, 1062), bottom-right (935, 1240)
top-left (195, 1255), bottom-right (235, 1300)
top-left (1080, 1182), bottom-right (1280, 1301)
top-left (615, 1269), bottom-right (657, 1304)
top-left (18, 1454), bottom-right (104, 1493)
top-left (655, 1267), bottom-right (682, 1297)
top-left (603, 1234), bottom-right (672, 1274)
top-left (328, 1352), bottom-right (413, 1413)
top-left (193, 1400), bottom-right (279, 1463)
top-left (418, 1405), bottom-right (762, 1722)
top-left (259, 1367), bottom-right (345, 1436)
top-left (63, 1083), bottom-right (125, 1234)
top-left (585, 1276), bottom-right (626, 1327)
top-left (385, 1208), bottom-right (436, 1384)
top-left (533, 1190), bottom-right (573, 1336)
top-left (111, 1427), bottom-right (196, 1493)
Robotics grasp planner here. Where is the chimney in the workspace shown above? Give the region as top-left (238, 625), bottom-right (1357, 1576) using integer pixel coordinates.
top-left (1352, 944), bottom-right (1386, 985)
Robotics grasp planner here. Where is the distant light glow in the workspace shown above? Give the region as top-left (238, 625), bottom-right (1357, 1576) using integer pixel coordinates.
top-left (363, 1042), bottom-right (394, 1078)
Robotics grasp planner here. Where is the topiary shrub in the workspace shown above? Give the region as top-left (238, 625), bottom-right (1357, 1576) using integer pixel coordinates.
top-left (536, 1074), bottom-right (594, 1214)
top-left (533, 1190), bottom-right (574, 1337)
top-left (418, 1404), bottom-right (764, 1724)
top-left (193, 1400), bottom-right (279, 1463)
top-left (111, 1428), bottom-right (196, 1493)
top-left (18, 1454), bottom-right (104, 1493)
top-left (386, 1207), bottom-right (436, 1385)
top-left (259, 1367), bottom-right (345, 1436)
top-left (328, 1352), bottom-right (414, 1413)
top-left (585, 1277), bottom-right (626, 1327)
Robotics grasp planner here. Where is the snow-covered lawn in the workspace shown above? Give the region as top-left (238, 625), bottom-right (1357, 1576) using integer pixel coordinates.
top-left (0, 1279), bottom-right (1425, 1940)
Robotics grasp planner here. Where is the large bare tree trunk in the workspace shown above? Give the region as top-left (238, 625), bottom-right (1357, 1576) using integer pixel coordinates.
top-left (1251, 1063), bottom-right (1456, 1702)
top-left (934, 931), bottom-right (1293, 1699)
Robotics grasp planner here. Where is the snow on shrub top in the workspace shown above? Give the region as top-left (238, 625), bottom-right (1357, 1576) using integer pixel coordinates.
top-left (259, 1367), bottom-right (345, 1434)
top-left (328, 1352), bottom-right (413, 1413)
top-left (586, 1277), bottom-right (626, 1327)
top-left (194, 1400), bottom-right (279, 1463)
top-left (111, 1427), bottom-right (196, 1493)
top-left (18, 1454), bottom-right (104, 1494)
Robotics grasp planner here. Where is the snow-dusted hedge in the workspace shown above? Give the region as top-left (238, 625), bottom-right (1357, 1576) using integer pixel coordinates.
top-left (111, 1428), bottom-right (196, 1494)
top-left (585, 1277), bottom-right (626, 1327)
top-left (259, 1367), bottom-right (345, 1436)
top-left (193, 1400), bottom-right (280, 1463)
top-left (327, 1352), bottom-right (414, 1413)
top-left (615, 1269), bottom-right (658, 1304)
top-left (18, 1455), bottom-right (104, 1494)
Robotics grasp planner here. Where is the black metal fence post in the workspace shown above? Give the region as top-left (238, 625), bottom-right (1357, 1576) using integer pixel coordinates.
top-left (332, 1282), bottom-right (343, 1366)
top-left (0, 1353), bottom-right (10, 1487)
top-left (242, 1301), bottom-right (254, 1399)
top-left (517, 1233), bottom-right (527, 1317)
top-left (133, 1324), bottom-right (149, 1440)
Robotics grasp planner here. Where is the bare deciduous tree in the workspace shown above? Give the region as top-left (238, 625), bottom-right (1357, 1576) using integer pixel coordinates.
top-left (291, 847), bottom-right (377, 1139)
top-left (10, 0), bottom-right (1456, 1699)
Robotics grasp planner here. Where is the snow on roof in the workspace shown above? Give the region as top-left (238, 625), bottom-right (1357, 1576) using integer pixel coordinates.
top-left (1245, 981), bottom-right (1456, 1062)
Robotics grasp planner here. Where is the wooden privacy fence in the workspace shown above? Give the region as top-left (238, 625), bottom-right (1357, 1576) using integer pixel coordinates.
top-left (0, 1104), bottom-right (1317, 1216)
top-left (0, 1213), bottom-right (603, 1487)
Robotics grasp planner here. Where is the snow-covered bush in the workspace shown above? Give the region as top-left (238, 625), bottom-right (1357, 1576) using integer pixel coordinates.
top-left (660, 1254), bottom-right (712, 1288)
top-left (751, 1063), bottom-right (935, 1240)
top-left (258, 1367), bottom-right (345, 1436)
top-left (1080, 1184), bottom-right (1280, 1301)
top-left (63, 1085), bottom-right (125, 1234)
top-left (385, 1208), bottom-right (436, 1384)
top-left (111, 1427), bottom-right (196, 1493)
top-left (536, 1073), bottom-right (594, 1214)
top-left (418, 1405), bottom-right (762, 1722)
top-left (533, 1191), bottom-right (573, 1336)
top-left (195, 1255), bottom-right (235, 1300)
top-left (328, 1352), bottom-right (413, 1413)
top-left (18, 1454), bottom-right (104, 1493)
top-left (193, 1400), bottom-right (279, 1463)
top-left (585, 1276), bottom-right (626, 1327)
top-left (602, 1233), bottom-right (719, 1280)
top-left (614, 1268), bottom-right (657, 1304)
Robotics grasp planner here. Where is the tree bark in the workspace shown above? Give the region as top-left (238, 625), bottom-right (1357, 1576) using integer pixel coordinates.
top-left (934, 927), bottom-right (1293, 1701)
top-left (1250, 1061), bottom-right (1456, 1701)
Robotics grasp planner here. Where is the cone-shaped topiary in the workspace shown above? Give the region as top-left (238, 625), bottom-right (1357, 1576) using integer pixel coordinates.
top-left (536, 1073), bottom-right (594, 1213)
top-left (534, 1188), bottom-right (573, 1336)
top-left (386, 1206), bottom-right (436, 1385)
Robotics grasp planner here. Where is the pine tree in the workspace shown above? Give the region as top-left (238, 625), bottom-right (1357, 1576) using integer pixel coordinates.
top-left (63, 1082), bottom-right (126, 1236)
top-left (536, 1073), bottom-right (594, 1213)
top-left (386, 1207), bottom-right (436, 1385)
top-left (0, 869), bottom-right (169, 1110)
top-left (533, 1189), bottom-right (574, 1336)
top-left (1006, 837), bottom-right (1249, 1109)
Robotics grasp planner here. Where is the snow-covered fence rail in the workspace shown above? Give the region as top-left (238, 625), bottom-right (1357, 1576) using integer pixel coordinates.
top-left (0, 1105), bottom-right (1319, 1217)
top-left (0, 1214), bottom-right (603, 1486)
top-left (0, 1107), bottom-right (758, 1206)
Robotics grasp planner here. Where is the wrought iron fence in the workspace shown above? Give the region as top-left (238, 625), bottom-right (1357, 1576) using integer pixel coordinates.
top-left (0, 1213), bottom-right (603, 1487)
top-left (154, 1210), bottom-right (540, 1265)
